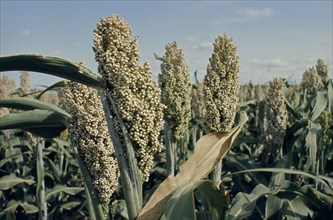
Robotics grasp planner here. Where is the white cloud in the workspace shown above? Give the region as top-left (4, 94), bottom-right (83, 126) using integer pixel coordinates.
top-left (192, 41), bottom-right (212, 50)
top-left (212, 7), bottom-right (274, 25)
top-left (237, 8), bottom-right (274, 21)
top-left (248, 57), bottom-right (288, 67)
top-left (20, 30), bottom-right (31, 36)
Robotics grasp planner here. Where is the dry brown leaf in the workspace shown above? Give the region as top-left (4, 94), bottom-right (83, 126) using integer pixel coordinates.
top-left (137, 125), bottom-right (243, 220)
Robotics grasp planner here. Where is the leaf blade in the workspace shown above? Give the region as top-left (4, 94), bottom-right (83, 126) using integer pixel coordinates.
top-left (0, 174), bottom-right (35, 190)
top-left (0, 54), bottom-right (103, 88)
top-left (138, 123), bottom-right (245, 220)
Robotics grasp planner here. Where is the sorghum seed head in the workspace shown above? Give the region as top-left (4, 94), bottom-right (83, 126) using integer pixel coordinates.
top-left (301, 67), bottom-right (324, 95)
top-left (20, 71), bottom-right (31, 95)
top-left (203, 34), bottom-right (240, 132)
top-left (157, 41), bottom-right (192, 141)
top-left (63, 81), bottom-right (119, 203)
top-left (265, 78), bottom-right (288, 150)
top-left (316, 58), bottom-right (329, 84)
top-left (93, 15), bottom-right (165, 181)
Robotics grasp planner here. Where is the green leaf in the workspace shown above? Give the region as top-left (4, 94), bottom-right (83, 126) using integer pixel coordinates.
top-left (305, 121), bottom-right (320, 173)
top-left (0, 97), bottom-right (70, 117)
top-left (0, 152), bottom-right (25, 168)
top-left (61, 201), bottom-right (82, 210)
top-left (0, 174), bottom-right (35, 190)
top-left (226, 181), bottom-right (330, 220)
top-left (46, 185), bottom-right (84, 202)
top-left (114, 200), bottom-right (129, 219)
top-left (224, 154), bottom-right (268, 186)
top-left (0, 110), bottom-right (67, 138)
top-left (285, 99), bottom-right (301, 120)
top-left (226, 184), bottom-right (267, 220)
top-left (311, 91), bottom-right (327, 121)
top-left (258, 100), bottom-right (266, 125)
top-left (284, 119), bottom-right (307, 151)
top-left (0, 54), bottom-right (104, 88)
top-left (283, 197), bottom-right (312, 220)
top-left (2, 200), bottom-right (19, 217)
top-left (1, 200), bottom-right (38, 215)
top-left (44, 157), bottom-right (61, 181)
top-left (223, 168), bottom-right (333, 189)
top-left (265, 173), bottom-right (285, 219)
top-left (162, 180), bottom-right (228, 220)
top-left (18, 203), bottom-right (39, 214)
top-left (0, 109), bottom-right (67, 129)
top-left (37, 80), bottom-right (66, 99)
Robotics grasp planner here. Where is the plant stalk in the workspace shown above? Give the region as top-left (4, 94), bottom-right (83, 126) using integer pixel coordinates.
top-left (36, 138), bottom-right (47, 220)
top-left (165, 122), bottom-right (175, 176)
top-left (100, 91), bottom-right (142, 219)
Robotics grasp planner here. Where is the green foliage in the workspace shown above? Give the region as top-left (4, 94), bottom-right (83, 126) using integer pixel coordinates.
top-left (226, 181), bottom-right (332, 219)
top-left (0, 131), bottom-right (88, 219)
top-left (0, 174), bottom-right (35, 190)
top-left (161, 180), bottom-right (228, 220)
top-left (0, 25), bottom-right (332, 220)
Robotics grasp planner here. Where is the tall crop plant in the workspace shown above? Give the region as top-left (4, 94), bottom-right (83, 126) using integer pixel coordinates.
top-left (63, 80), bottom-right (120, 218)
top-left (156, 41), bottom-right (192, 176)
top-left (203, 33), bottom-right (240, 182)
top-left (264, 78), bottom-right (288, 164)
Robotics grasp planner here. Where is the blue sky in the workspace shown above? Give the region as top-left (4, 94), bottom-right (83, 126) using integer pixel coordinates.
top-left (0, 0), bottom-right (332, 87)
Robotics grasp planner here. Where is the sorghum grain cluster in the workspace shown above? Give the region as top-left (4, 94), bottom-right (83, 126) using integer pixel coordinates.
top-left (63, 81), bottom-right (119, 203)
top-left (301, 67), bottom-right (324, 95)
top-left (93, 15), bottom-right (164, 181)
top-left (203, 34), bottom-right (240, 132)
top-left (157, 41), bottom-right (192, 141)
top-left (265, 78), bottom-right (288, 151)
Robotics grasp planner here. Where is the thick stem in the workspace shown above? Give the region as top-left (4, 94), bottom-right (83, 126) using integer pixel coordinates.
top-left (104, 91), bottom-right (142, 207)
top-left (100, 91), bottom-right (141, 220)
top-left (165, 123), bottom-right (175, 176)
top-left (36, 139), bottom-right (47, 220)
top-left (83, 182), bottom-right (96, 220)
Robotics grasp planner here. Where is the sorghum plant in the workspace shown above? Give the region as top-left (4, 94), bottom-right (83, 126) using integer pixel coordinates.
top-left (156, 41), bottom-right (192, 176)
top-left (63, 81), bottom-right (119, 204)
top-left (203, 34), bottom-right (240, 133)
top-left (157, 41), bottom-right (192, 141)
top-left (301, 67), bottom-right (324, 95)
top-left (20, 71), bottom-right (31, 96)
top-left (93, 15), bottom-right (164, 183)
top-left (203, 34), bottom-right (240, 182)
top-left (316, 58), bottom-right (329, 85)
top-left (265, 78), bottom-right (288, 159)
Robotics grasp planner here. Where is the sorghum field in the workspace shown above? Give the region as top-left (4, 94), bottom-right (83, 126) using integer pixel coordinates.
top-left (0, 15), bottom-right (332, 220)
